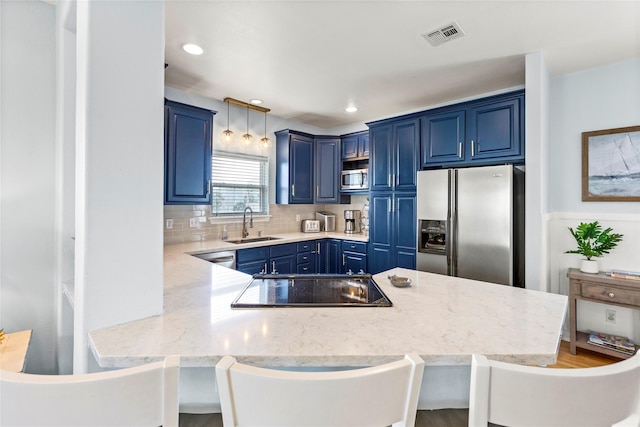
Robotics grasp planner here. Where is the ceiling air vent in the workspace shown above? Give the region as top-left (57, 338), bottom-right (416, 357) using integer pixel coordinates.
top-left (422, 21), bottom-right (465, 47)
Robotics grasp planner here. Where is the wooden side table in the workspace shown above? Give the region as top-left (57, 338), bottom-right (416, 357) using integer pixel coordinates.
top-left (0, 329), bottom-right (32, 372)
top-left (567, 269), bottom-right (640, 359)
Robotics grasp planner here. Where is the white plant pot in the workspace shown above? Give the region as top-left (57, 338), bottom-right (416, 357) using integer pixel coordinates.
top-left (580, 259), bottom-right (599, 274)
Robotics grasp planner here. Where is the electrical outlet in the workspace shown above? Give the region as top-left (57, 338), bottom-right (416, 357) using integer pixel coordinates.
top-left (165, 218), bottom-right (173, 230)
top-left (189, 217), bottom-right (197, 228)
top-left (606, 309), bottom-right (616, 324)
top-left (296, 214), bottom-right (301, 221)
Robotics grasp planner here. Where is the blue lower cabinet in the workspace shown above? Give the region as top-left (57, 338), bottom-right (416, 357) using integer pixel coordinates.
top-left (269, 243), bottom-right (296, 274)
top-left (368, 191), bottom-right (416, 274)
top-left (236, 247), bottom-right (269, 274)
top-left (237, 243), bottom-right (296, 274)
top-left (341, 240), bottom-right (368, 274)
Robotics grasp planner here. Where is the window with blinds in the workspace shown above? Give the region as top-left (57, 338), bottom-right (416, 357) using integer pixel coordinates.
top-left (211, 151), bottom-right (268, 216)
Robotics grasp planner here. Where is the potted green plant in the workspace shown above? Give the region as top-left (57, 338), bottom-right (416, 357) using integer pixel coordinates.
top-left (565, 221), bottom-right (623, 273)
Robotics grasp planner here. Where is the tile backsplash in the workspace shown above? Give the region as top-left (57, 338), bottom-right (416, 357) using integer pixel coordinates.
top-left (163, 195), bottom-right (369, 244)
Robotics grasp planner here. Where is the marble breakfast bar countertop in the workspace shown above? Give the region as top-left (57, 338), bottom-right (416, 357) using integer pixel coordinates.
top-left (89, 234), bottom-right (568, 369)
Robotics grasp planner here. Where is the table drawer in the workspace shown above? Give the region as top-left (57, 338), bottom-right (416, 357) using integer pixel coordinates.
top-left (581, 282), bottom-right (640, 307)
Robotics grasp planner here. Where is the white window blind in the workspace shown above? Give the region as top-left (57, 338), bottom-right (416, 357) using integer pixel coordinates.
top-left (211, 151), bottom-right (268, 216)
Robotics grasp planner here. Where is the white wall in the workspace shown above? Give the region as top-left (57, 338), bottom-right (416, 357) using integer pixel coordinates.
top-left (0, 0), bottom-right (57, 374)
top-left (546, 58), bottom-right (640, 342)
top-left (548, 58), bottom-right (640, 214)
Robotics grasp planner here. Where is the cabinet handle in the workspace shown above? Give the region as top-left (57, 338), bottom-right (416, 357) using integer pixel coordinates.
top-left (291, 184), bottom-right (295, 197)
top-left (261, 263), bottom-right (267, 274)
top-left (342, 254), bottom-right (346, 265)
top-left (608, 292), bottom-right (615, 298)
top-left (458, 142), bottom-right (463, 158)
top-left (316, 242), bottom-right (321, 255)
top-left (471, 140), bottom-right (475, 157)
top-left (207, 180), bottom-right (211, 196)
top-left (271, 261), bottom-right (277, 274)
top-left (316, 185), bottom-right (319, 197)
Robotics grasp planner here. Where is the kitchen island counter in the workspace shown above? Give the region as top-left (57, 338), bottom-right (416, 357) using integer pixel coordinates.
top-left (90, 243), bottom-right (566, 368)
top-left (89, 243), bottom-right (567, 410)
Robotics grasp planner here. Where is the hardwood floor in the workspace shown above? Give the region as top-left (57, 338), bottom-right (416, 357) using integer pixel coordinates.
top-left (179, 341), bottom-right (619, 427)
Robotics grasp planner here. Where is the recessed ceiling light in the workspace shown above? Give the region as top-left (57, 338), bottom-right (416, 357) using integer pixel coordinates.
top-left (250, 99), bottom-right (263, 105)
top-left (345, 106), bottom-right (358, 113)
top-left (181, 43), bottom-right (204, 55)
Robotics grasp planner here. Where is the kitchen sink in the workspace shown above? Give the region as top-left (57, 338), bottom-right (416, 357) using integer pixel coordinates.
top-left (227, 236), bottom-right (281, 244)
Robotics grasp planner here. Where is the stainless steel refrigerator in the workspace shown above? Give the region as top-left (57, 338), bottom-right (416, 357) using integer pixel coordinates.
top-left (416, 164), bottom-right (524, 287)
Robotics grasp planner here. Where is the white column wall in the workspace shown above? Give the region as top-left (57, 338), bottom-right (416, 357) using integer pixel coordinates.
top-left (74, 1), bottom-right (165, 373)
top-left (524, 52), bottom-right (550, 292)
top-left (0, 0), bottom-right (57, 374)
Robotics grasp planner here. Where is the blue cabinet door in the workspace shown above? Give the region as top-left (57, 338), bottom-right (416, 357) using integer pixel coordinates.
top-left (359, 133), bottom-right (369, 158)
top-left (164, 100), bottom-right (214, 204)
top-left (341, 135), bottom-right (359, 160)
top-left (395, 192), bottom-right (417, 270)
top-left (421, 110), bottom-right (465, 167)
top-left (290, 135), bottom-right (314, 203)
top-left (343, 252), bottom-right (367, 274)
top-left (271, 254), bottom-right (296, 274)
top-left (368, 193), bottom-right (394, 274)
top-left (467, 97), bottom-right (522, 161)
top-left (237, 260), bottom-right (266, 275)
top-left (394, 119), bottom-right (420, 192)
top-left (315, 138), bottom-right (341, 203)
top-left (328, 239), bottom-right (341, 273)
top-left (315, 240), bottom-right (328, 273)
top-left (276, 130), bottom-right (315, 204)
top-left (369, 125), bottom-right (393, 191)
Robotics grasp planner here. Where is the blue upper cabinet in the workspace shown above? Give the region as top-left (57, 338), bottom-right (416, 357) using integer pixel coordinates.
top-left (394, 119), bottom-right (420, 192)
top-left (420, 90), bottom-right (524, 169)
top-left (422, 110), bottom-right (465, 166)
top-left (369, 125), bottom-right (393, 191)
top-left (467, 97), bottom-right (522, 161)
top-left (341, 131), bottom-right (369, 160)
top-left (164, 100), bottom-right (214, 205)
top-left (315, 137), bottom-right (347, 203)
top-left (276, 130), bottom-right (315, 204)
top-left (370, 119), bottom-right (419, 192)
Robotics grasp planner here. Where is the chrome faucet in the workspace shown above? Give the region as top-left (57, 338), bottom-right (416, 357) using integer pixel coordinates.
top-left (242, 206), bottom-right (254, 238)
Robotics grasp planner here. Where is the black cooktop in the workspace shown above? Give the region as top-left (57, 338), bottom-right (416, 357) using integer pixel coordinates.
top-left (231, 274), bottom-right (392, 308)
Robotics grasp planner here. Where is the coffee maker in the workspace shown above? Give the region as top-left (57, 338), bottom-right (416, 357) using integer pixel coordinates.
top-left (344, 210), bottom-right (362, 234)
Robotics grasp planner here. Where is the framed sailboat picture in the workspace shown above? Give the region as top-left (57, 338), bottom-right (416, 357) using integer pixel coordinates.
top-left (582, 125), bottom-right (640, 201)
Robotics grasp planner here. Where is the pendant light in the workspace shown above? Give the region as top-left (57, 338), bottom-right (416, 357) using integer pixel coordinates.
top-left (260, 110), bottom-right (271, 150)
top-left (221, 100), bottom-right (234, 144)
top-left (241, 106), bottom-right (253, 145)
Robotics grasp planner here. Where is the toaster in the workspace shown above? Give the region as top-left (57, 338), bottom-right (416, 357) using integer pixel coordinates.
top-left (301, 219), bottom-right (320, 233)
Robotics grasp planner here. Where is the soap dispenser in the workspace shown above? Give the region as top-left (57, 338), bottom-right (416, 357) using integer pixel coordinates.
top-left (221, 225), bottom-right (228, 241)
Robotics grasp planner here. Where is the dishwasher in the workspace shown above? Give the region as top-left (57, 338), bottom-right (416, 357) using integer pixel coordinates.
top-left (192, 250), bottom-right (236, 269)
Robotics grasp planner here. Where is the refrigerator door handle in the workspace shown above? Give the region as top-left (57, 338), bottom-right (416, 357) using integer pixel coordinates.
top-left (448, 169), bottom-right (457, 277)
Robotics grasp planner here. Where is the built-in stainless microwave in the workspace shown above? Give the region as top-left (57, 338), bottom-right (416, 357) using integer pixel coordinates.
top-left (341, 168), bottom-right (368, 191)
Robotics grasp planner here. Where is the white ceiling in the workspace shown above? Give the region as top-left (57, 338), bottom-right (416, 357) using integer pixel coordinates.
top-left (164, 1), bottom-right (640, 129)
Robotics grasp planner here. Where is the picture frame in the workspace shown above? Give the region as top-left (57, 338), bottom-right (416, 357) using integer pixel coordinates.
top-left (582, 125), bottom-right (640, 202)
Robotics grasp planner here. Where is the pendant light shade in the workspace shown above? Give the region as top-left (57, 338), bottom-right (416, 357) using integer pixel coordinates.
top-left (260, 110), bottom-right (271, 150)
top-left (222, 100), bottom-right (234, 144)
top-left (242, 106), bottom-right (253, 145)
